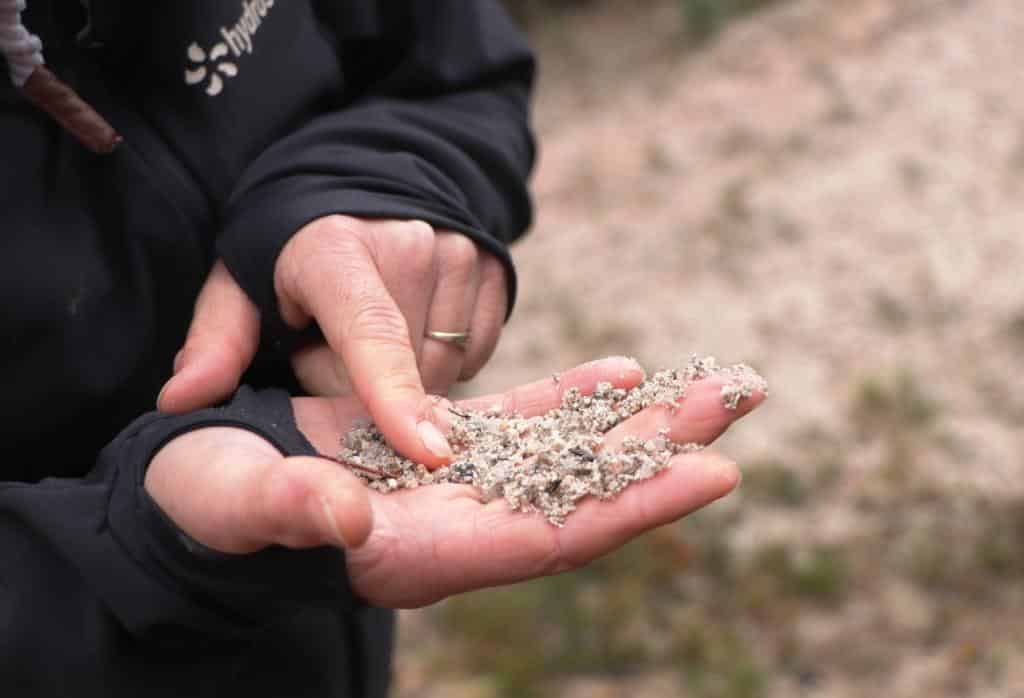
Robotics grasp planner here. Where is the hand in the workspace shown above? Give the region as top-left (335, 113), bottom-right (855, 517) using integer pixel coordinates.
top-left (156, 260), bottom-right (260, 416)
top-left (286, 217), bottom-right (507, 400)
top-left (158, 216), bottom-right (510, 468)
top-left (145, 357), bottom-right (765, 608)
top-left (277, 216), bottom-right (508, 466)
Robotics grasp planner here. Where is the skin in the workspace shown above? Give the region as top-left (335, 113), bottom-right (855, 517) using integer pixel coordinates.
top-left (145, 356), bottom-right (765, 608)
top-left (157, 216), bottom-right (509, 467)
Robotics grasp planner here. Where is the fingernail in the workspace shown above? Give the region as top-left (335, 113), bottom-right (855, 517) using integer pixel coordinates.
top-left (713, 457), bottom-right (742, 493)
top-left (156, 381), bottom-right (170, 409)
top-left (172, 349), bottom-right (186, 373)
top-left (320, 496), bottom-right (349, 548)
top-left (430, 399), bottom-right (457, 432)
top-left (417, 420), bottom-right (453, 461)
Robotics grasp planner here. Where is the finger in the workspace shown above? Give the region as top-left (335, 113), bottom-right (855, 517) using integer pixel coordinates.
top-left (420, 233), bottom-right (480, 394)
top-left (457, 356), bottom-right (646, 417)
top-left (157, 261), bottom-right (259, 413)
top-left (293, 222), bottom-right (445, 398)
top-left (284, 221), bottom-right (450, 467)
top-left (245, 456), bottom-right (374, 551)
top-left (146, 428), bottom-right (372, 554)
top-left (346, 448), bottom-right (739, 607)
top-left (602, 375), bottom-right (766, 451)
top-left (291, 343), bottom-right (356, 397)
top-left (552, 449), bottom-right (740, 570)
top-left (467, 450), bottom-right (740, 583)
top-left (372, 220), bottom-right (438, 368)
top-left (459, 253), bottom-right (507, 381)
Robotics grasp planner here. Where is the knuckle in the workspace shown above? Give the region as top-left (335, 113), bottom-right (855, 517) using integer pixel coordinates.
top-left (283, 228), bottom-right (366, 298)
top-left (328, 232), bottom-right (374, 266)
top-left (381, 372), bottom-right (425, 396)
top-left (478, 252), bottom-right (506, 286)
top-left (400, 223), bottom-right (438, 276)
top-left (295, 216), bottom-right (359, 259)
top-left (317, 214), bottom-right (364, 238)
top-left (439, 234), bottom-right (479, 277)
top-left (402, 219), bottom-right (436, 241)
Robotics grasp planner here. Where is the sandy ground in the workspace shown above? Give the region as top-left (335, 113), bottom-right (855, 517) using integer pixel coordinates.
top-left (392, 1), bottom-right (1024, 696)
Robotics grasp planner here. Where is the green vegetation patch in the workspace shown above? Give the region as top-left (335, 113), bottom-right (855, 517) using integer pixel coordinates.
top-left (680, 0), bottom-right (786, 43)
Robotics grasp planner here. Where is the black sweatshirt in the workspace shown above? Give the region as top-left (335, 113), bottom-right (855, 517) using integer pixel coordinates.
top-left (0, 1), bottom-right (535, 695)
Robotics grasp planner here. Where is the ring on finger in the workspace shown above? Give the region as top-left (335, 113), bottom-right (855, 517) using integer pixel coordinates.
top-left (425, 330), bottom-right (471, 347)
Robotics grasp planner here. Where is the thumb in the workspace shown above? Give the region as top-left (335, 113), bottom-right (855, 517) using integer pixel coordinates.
top-left (239, 456), bottom-right (373, 552)
top-left (146, 428), bottom-right (372, 555)
top-left (158, 261), bottom-right (260, 413)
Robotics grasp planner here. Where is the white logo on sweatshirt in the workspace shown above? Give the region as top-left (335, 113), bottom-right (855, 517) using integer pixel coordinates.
top-left (183, 0), bottom-right (275, 97)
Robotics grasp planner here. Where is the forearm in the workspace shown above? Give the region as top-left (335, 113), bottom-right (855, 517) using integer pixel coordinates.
top-left (217, 0), bottom-right (536, 344)
top-left (0, 388), bottom-right (367, 694)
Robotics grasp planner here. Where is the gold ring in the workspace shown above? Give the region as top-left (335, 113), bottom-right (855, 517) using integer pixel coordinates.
top-left (425, 330), bottom-right (470, 346)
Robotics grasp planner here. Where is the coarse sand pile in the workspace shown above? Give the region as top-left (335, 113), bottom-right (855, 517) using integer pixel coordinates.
top-left (338, 356), bottom-right (767, 525)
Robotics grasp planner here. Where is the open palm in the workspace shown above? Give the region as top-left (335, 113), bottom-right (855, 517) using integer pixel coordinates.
top-left (147, 357), bottom-right (764, 609)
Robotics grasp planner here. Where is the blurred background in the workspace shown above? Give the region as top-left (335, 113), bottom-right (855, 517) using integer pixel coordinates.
top-left (394, 1), bottom-right (1024, 696)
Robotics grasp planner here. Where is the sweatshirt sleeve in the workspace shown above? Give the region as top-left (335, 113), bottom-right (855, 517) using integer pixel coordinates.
top-left (0, 388), bottom-right (355, 681)
top-left (216, 0), bottom-right (536, 349)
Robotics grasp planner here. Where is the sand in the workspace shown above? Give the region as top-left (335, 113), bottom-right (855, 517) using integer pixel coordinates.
top-left (337, 356), bottom-right (766, 525)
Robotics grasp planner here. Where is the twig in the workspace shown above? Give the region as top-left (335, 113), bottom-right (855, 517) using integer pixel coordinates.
top-left (327, 455), bottom-right (385, 480)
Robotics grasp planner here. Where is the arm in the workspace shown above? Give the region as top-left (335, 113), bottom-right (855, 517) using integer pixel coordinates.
top-left (2, 357), bottom-right (764, 692)
top-left (175, 1), bottom-right (537, 465)
top-left (0, 389), bottom-right (366, 694)
top-left (216, 0), bottom-right (536, 334)
top-left (148, 356), bottom-right (764, 610)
